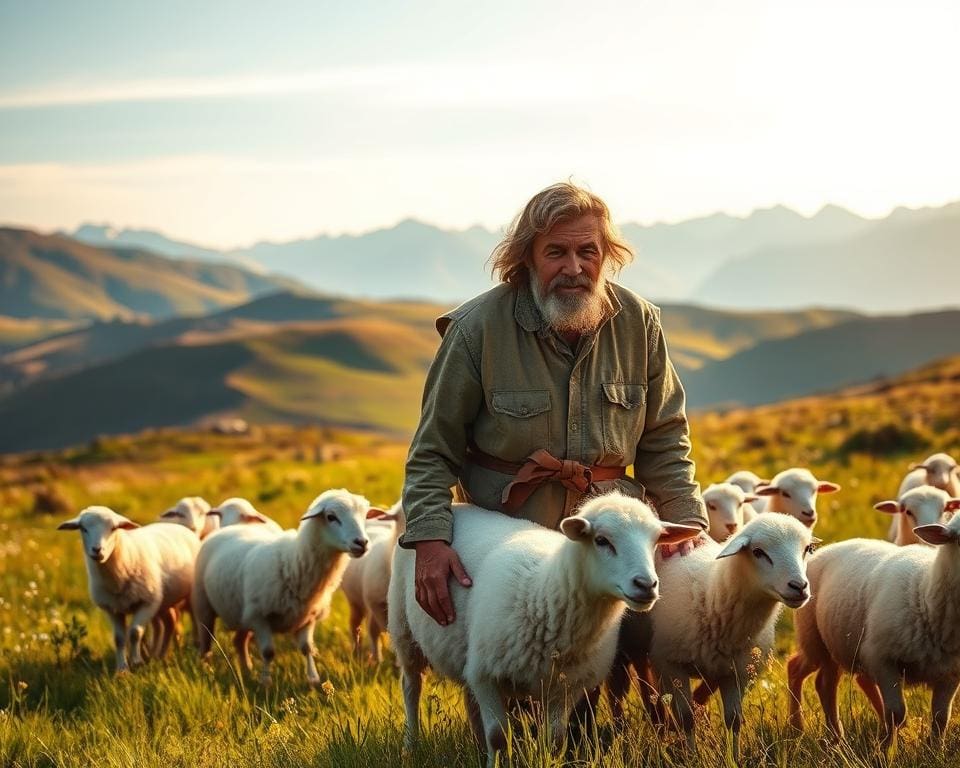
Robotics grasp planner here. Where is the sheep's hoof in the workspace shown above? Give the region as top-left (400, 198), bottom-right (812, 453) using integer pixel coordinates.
top-left (115, 667), bottom-right (131, 678)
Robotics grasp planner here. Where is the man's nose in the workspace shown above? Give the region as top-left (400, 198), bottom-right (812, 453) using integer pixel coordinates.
top-left (559, 253), bottom-right (582, 274)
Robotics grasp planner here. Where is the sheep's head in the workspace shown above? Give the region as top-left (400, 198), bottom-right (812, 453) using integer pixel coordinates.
top-left (159, 496), bottom-right (211, 535)
top-left (756, 468), bottom-right (840, 528)
top-left (716, 514), bottom-right (816, 608)
top-left (913, 510), bottom-right (960, 547)
top-left (725, 471), bottom-right (770, 494)
top-left (704, 483), bottom-right (756, 543)
top-left (210, 498), bottom-right (272, 528)
top-left (300, 488), bottom-right (384, 558)
top-left (561, 492), bottom-right (701, 611)
top-left (58, 506), bottom-right (138, 563)
top-left (876, 487), bottom-right (960, 533)
top-left (911, 453), bottom-right (959, 492)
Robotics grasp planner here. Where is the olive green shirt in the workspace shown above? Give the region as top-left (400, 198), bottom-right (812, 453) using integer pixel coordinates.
top-left (399, 280), bottom-right (707, 546)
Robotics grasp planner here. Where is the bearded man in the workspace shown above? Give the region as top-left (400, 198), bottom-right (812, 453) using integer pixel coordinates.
top-left (400, 182), bottom-right (708, 624)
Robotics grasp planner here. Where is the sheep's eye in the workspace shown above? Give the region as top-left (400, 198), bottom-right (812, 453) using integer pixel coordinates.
top-left (781, 491), bottom-right (792, 499)
top-left (79, 525), bottom-right (87, 534)
top-left (595, 535), bottom-right (615, 552)
top-left (326, 513), bottom-right (340, 524)
top-left (904, 509), bottom-right (914, 518)
top-left (752, 547), bottom-right (772, 564)
top-left (707, 502), bottom-right (716, 511)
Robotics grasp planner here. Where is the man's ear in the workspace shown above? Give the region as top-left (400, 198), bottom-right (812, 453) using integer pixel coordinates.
top-left (560, 516), bottom-right (592, 540)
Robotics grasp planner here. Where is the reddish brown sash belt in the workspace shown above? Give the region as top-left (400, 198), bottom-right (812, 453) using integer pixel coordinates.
top-left (466, 442), bottom-right (625, 513)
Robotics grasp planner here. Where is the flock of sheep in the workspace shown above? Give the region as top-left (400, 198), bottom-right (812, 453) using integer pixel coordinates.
top-left (54, 451), bottom-right (960, 765)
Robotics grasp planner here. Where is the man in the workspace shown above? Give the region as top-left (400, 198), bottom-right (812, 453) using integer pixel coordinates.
top-left (400, 181), bottom-right (708, 627)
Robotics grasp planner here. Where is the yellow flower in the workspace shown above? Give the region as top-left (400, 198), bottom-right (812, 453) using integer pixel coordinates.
top-left (321, 680), bottom-right (335, 697)
top-left (16, 681), bottom-right (28, 691)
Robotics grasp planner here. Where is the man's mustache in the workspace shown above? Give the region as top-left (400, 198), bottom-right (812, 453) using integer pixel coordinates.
top-left (548, 274), bottom-right (594, 292)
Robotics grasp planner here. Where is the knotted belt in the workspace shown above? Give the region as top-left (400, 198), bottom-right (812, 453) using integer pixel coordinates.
top-left (466, 442), bottom-right (625, 513)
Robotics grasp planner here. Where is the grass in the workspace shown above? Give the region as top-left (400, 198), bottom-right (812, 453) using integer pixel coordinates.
top-left (2, 355), bottom-right (960, 766)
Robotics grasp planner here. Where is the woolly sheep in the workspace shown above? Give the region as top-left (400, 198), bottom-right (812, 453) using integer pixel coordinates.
top-left (788, 512), bottom-right (960, 748)
top-left (208, 497), bottom-right (283, 535)
top-left (388, 492), bottom-right (700, 766)
top-left (340, 502), bottom-right (404, 662)
top-left (875, 486), bottom-right (960, 546)
top-left (58, 506), bottom-right (201, 672)
top-left (886, 453), bottom-right (960, 542)
top-left (192, 489), bottom-right (381, 687)
top-left (703, 483), bottom-right (758, 542)
top-left (755, 467), bottom-right (840, 528)
top-left (725, 470), bottom-right (769, 520)
top-left (158, 496), bottom-right (215, 538)
top-left (612, 514), bottom-right (816, 757)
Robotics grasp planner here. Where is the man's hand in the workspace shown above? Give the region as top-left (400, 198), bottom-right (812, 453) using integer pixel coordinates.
top-left (414, 540), bottom-right (472, 626)
top-left (660, 531), bottom-right (710, 559)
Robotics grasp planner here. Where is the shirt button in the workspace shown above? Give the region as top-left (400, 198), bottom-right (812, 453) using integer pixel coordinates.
top-left (571, 423), bottom-right (578, 432)
top-left (520, 406), bottom-right (529, 415)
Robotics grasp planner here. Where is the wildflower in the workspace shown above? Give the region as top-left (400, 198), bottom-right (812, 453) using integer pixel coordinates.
top-left (320, 680), bottom-right (335, 697)
top-left (661, 693), bottom-right (673, 706)
top-left (16, 681), bottom-right (27, 691)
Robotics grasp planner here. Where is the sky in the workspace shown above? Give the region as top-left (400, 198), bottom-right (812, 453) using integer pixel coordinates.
top-left (1, 0), bottom-right (958, 249)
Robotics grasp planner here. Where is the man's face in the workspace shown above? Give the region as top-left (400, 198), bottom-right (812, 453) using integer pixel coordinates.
top-left (529, 213), bottom-right (608, 334)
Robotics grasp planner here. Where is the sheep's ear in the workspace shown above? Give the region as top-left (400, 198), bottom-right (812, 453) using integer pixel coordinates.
top-left (817, 482), bottom-right (841, 494)
top-left (114, 516), bottom-right (139, 530)
top-left (207, 507), bottom-right (222, 518)
top-left (160, 508), bottom-right (181, 519)
top-left (57, 517), bottom-right (81, 530)
top-left (755, 485), bottom-right (780, 497)
top-left (657, 523), bottom-right (702, 546)
top-left (873, 500), bottom-right (900, 515)
top-left (366, 507), bottom-right (389, 520)
top-left (716, 534), bottom-right (750, 559)
top-left (242, 510), bottom-right (271, 524)
top-left (560, 516), bottom-right (592, 540)
top-left (946, 499), bottom-right (960, 513)
top-left (913, 523), bottom-right (957, 546)
top-left (743, 494), bottom-right (759, 504)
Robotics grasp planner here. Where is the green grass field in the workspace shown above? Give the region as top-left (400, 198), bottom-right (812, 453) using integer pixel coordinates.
top-left (3, 358), bottom-right (960, 767)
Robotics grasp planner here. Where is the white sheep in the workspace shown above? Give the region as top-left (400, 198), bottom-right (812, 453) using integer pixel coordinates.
top-left (58, 506), bottom-right (201, 672)
top-left (875, 486), bottom-right (960, 546)
top-left (158, 496), bottom-right (215, 537)
top-left (788, 512), bottom-right (960, 748)
top-left (612, 514), bottom-right (815, 757)
top-left (388, 491), bottom-right (700, 766)
top-left (703, 483), bottom-right (758, 542)
top-left (886, 453), bottom-right (960, 541)
top-left (208, 497), bottom-right (283, 535)
top-left (192, 489), bottom-right (380, 687)
top-left (755, 467), bottom-right (840, 528)
top-left (340, 502), bottom-right (404, 662)
top-left (725, 470), bottom-right (769, 520)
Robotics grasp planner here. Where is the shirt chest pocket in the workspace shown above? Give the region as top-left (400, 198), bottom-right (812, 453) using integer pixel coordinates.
top-left (490, 390), bottom-right (552, 457)
top-left (601, 382), bottom-right (647, 460)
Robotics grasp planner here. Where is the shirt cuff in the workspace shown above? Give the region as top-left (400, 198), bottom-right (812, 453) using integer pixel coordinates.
top-left (398, 514), bottom-right (454, 549)
top-left (657, 496), bottom-right (708, 530)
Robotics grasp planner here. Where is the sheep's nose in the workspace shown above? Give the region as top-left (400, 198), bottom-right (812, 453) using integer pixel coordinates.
top-left (90, 546), bottom-right (102, 559)
top-left (801, 509), bottom-right (814, 518)
top-left (788, 579), bottom-right (808, 594)
top-left (725, 523), bottom-right (738, 534)
top-left (632, 576), bottom-right (657, 591)
top-left (351, 537), bottom-right (369, 555)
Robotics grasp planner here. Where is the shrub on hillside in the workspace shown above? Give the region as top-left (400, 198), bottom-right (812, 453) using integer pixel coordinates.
top-left (836, 422), bottom-right (928, 457)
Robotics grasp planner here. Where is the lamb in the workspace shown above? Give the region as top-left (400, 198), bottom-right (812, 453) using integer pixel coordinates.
top-left (158, 496), bottom-right (215, 538)
top-left (703, 482), bottom-right (758, 542)
top-left (754, 467), bottom-right (840, 528)
top-left (340, 502), bottom-right (404, 662)
top-left (788, 512), bottom-right (960, 748)
top-left (58, 506), bottom-right (201, 672)
top-left (208, 497), bottom-right (283, 535)
top-left (387, 491), bottom-right (701, 766)
top-left (725, 470), bottom-right (770, 520)
top-left (192, 488), bottom-right (380, 687)
top-left (611, 514), bottom-right (816, 757)
top-left (886, 453), bottom-right (960, 542)
top-left (875, 486), bottom-right (960, 546)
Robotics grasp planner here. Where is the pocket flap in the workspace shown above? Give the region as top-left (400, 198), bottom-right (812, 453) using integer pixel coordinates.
top-left (602, 383), bottom-right (646, 409)
top-left (491, 390), bottom-right (551, 418)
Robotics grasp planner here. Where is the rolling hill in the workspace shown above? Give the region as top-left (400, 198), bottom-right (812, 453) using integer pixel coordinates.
top-left (0, 228), bottom-right (301, 321)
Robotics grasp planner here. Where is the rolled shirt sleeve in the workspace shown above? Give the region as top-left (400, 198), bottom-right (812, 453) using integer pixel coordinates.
top-left (400, 323), bottom-right (484, 548)
top-left (634, 309), bottom-right (708, 530)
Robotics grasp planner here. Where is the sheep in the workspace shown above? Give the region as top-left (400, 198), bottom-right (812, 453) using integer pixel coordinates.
top-left (157, 496), bottom-right (213, 537)
top-left (886, 453), bottom-right (960, 541)
top-left (611, 514), bottom-right (815, 757)
top-left (57, 506), bottom-right (201, 672)
top-left (754, 467), bottom-right (840, 528)
top-left (387, 491), bottom-right (701, 766)
top-left (788, 512), bottom-right (960, 748)
top-left (703, 483), bottom-right (758, 542)
top-left (208, 497), bottom-right (283, 535)
top-left (192, 488), bottom-right (380, 687)
top-left (340, 502), bottom-right (404, 662)
top-left (725, 470), bottom-right (770, 520)
top-left (875, 486), bottom-right (960, 546)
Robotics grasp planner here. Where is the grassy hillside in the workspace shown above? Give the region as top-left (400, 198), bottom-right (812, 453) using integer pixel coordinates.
top-left (1, 358), bottom-right (959, 766)
top-left (0, 316), bottom-right (81, 354)
top-left (0, 228), bottom-right (299, 321)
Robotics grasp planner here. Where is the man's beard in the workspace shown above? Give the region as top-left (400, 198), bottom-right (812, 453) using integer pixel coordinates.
top-left (529, 268), bottom-right (609, 335)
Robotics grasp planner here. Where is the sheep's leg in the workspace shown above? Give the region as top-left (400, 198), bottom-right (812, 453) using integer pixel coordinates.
top-left (108, 611), bottom-right (129, 674)
top-left (348, 602), bottom-right (366, 659)
top-left (875, 669), bottom-right (907, 750)
top-left (657, 664), bottom-right (694, 748)
top-left (400, 666), bottom-right (424, 750)
top-left (464, 689), bottom-right (486, 750)
top-left (468, 676), bottom-right (509, 767)
top-left (192, 585), bottom-right (216, 659)
top-left (718, 676), bottom-right (745, 760)
top-left (295, 621), bottom-right (321, 687)
top-left (637, 658), bottom-right (665, 726)
top-left (128, 601), bottom-right (160, 667)
top-left (233, 630), bottom-right (253, 671)
top-left (814, 662), bottom-right (843, 740)
top-left (250, 619), bottom-right (276, 687)
top-left (156, 607), bottom-right (176, 659)
top-left (786, 652), bottom-right (817, 731)
top-left (368, 616), bottom-right (384, 664)
top-left (606, 650), bottom-right (633, 726)
top-left (855, 673), bottom-right (885, 722)
top-left (929, 678), bottom-right (960, 745)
